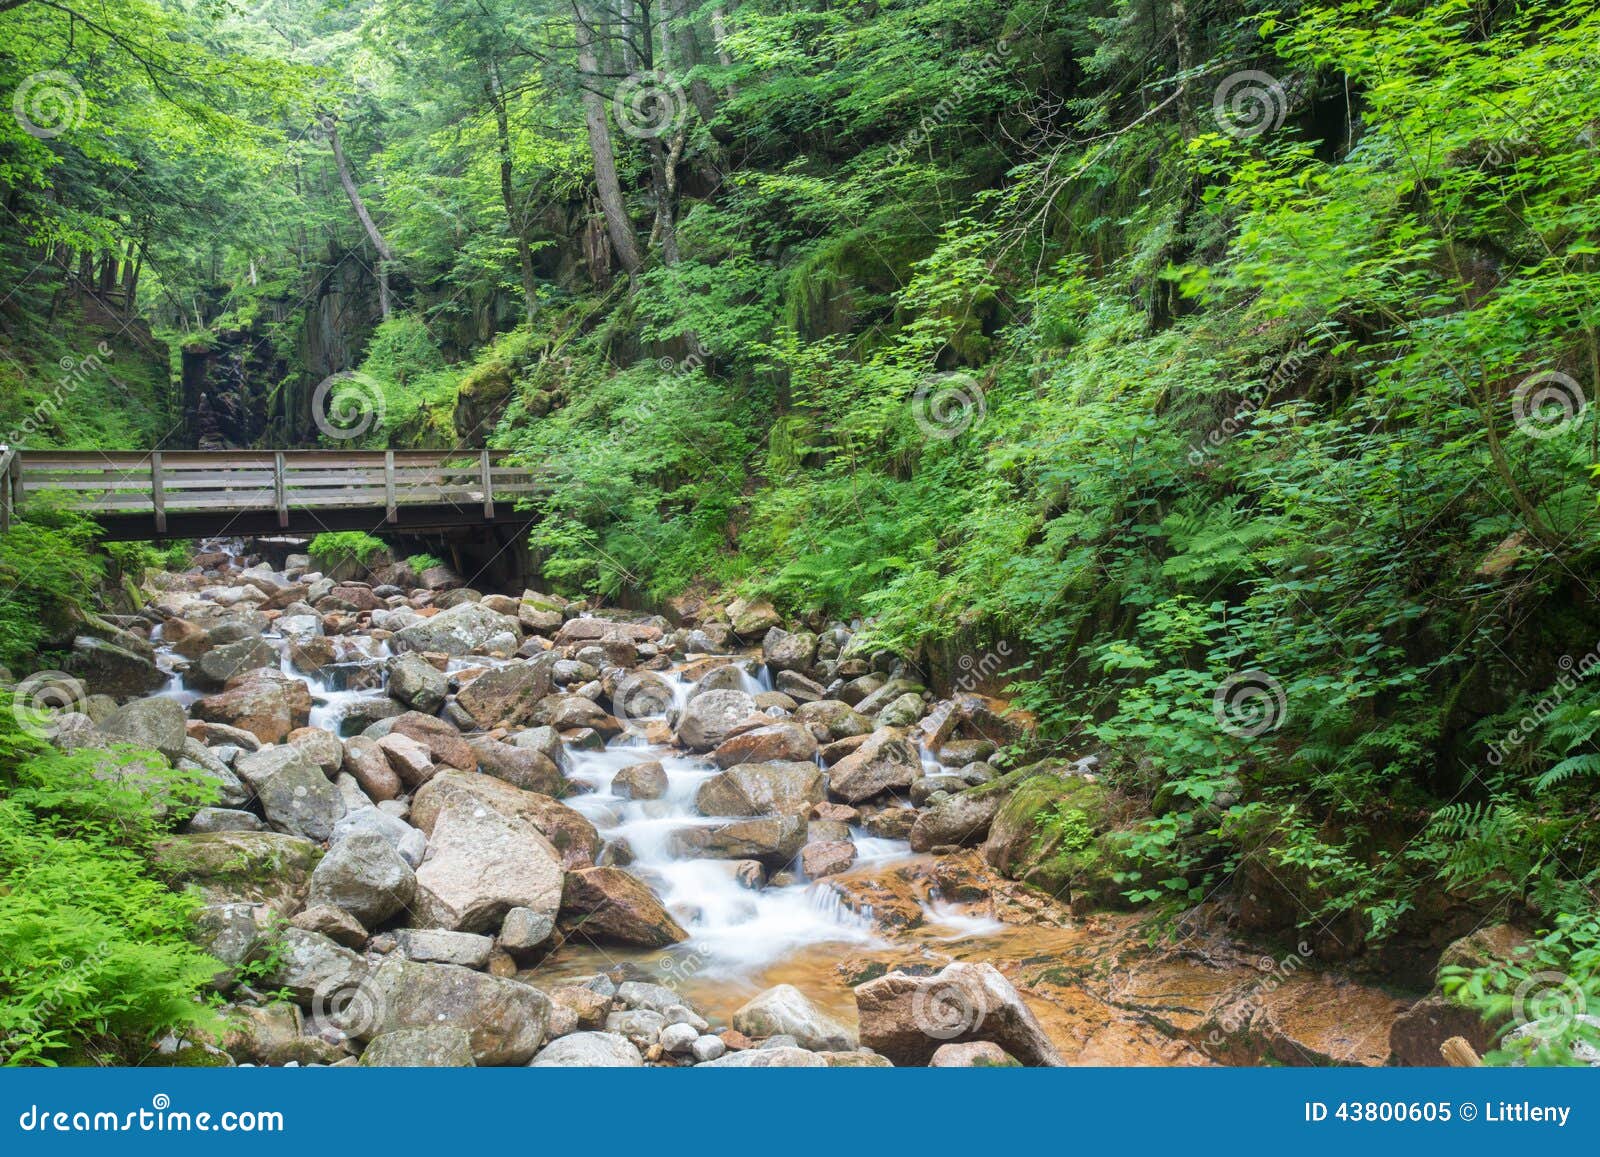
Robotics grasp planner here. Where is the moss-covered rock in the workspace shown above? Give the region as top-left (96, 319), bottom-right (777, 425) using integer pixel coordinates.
top-left (980, 766), bottom-right (1131, 910)
top-left (152, 831), bottom-right (324, 915)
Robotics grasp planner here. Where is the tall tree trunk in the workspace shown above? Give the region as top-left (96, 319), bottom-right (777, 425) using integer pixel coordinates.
top-left (327, 118), bottom-right (395, 318)
top-left (488, 66), bottom-right (539, 323)
top-left (574, 1), bottom-right (643, 276)
top-left (672, 0), bottom-right (730, 142)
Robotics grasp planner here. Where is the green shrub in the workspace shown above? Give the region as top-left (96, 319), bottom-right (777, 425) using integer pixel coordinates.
top-left (405, 552), bottom-right (445, 572)
top-left (0, 694), bottom-right (223, 1065)
top-left (308, 531), bottom-right (389, 572)
top-left (0, 508), bottom-right (104, 671)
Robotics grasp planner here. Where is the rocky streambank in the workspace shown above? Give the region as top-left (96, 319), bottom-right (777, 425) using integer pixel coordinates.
top-left (32, 543), bottom-right (1467, 1067)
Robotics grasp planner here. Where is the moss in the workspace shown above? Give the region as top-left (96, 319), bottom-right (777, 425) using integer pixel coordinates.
top-left (984, 771), bottom-right (1133, 909)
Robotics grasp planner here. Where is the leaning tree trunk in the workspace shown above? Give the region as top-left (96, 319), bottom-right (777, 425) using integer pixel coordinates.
top-left (327, 119), bottom-right (395, 319)
top-left (488, 68), bottom-right (539, 323)
top-left (574, 0), bottom-right (644, 277)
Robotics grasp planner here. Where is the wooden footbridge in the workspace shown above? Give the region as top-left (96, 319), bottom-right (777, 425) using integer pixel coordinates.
top-left (0, 447), bottom-right (543, 541)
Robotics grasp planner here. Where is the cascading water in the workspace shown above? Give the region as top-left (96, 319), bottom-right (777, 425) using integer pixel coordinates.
top-left (162, 545), bottom-right (993, 986)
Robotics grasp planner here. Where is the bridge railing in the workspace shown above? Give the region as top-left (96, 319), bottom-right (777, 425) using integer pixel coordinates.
top-left (2, 448), bottom-right (542, 534)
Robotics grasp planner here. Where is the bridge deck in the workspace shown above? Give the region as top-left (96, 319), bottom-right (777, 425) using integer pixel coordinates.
top-left (0, 448), bottom-right (543, 541)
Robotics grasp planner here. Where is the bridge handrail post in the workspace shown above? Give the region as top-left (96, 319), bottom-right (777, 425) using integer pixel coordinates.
top-left (480, 448), bottom-right (493, 518)
top-left (150, 451), bottom-right (167, 536)
top-left (273, 451), bottom-right (288, 528)
top-left (0, 445), bottom-right (12, 533)
top-left (385, 450), bottom-right (397, 522)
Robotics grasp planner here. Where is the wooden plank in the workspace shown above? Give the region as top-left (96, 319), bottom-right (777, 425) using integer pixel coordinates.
top-left (151, 451), bottom-right (166, 534)
top-left (273, 452), bottom-right (287, 528)
top-left (385, 450), bottom-right (396, 522)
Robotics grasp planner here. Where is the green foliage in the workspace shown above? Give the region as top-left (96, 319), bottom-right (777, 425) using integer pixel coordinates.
top-left (0, 509), bottom-right (104, 671)
top-left (405, 553), bottom-right (445, 573)
top-left (308, 531), bottom-right (388, 567)
top-left (0, 694), bottom-right (222, 1066)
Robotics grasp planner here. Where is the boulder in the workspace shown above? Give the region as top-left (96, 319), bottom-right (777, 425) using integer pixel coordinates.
top-left (930, 1041), bottom-right (1018, 1067)
top-left (456, 659), bottom-right (555, 728)
top-left (342, 735), bottom-right (403, 801)
top-left (762, 627), bottom-right (818, 672)
top-left (499, 907), bottom-right (556, 953)
top-left (528, 693), bottom-right (622, 738)
top-left (776, 670), bottom-right (826, 702)
top-left (676, 688), bottom-right (758, 752)
top-left (471, 736), bottom-right (567, 797)
top-left (828, 728), bottom-right (920, 803)
top-left (290, 904), bottom-right (368, 949)
top-left (854, 961), bottom-right (1063, 1066)
top-left (386, 653), bottom-right (448, 713)
top-left (392, 602), bottom-right (521, 656)
top-left (235, 745), bottom-right (344, 842)
top-left (801, 840), bottom-right (857, 879)
top-left (376, 732), bottom-right (435, 789)
top-left (260, 927), bottom-right (367, 1005)
top-left (193, 636), bottom-right (278, 689)
top-left (518, 591), bottom-right (567, 633)
top-left (530, 1031), bottom-right (643, 1067)
top-left (710, 722), bottom-right (819, 769)
top-left (307, 831), bottom-right (417, 926)
top-left (193, 670), bottom-right (312, 745)
top-left (98, 697), bottom-right (188, 762)
top-left (910, 788), bottom-right (1005, 852)
top-left (394, 928), bottom-right (495, 969)
top-left (66, 634), bottom-right (166, 697)
top-left (1389, 995), bottom-right (1499, 1067)
top-left (152, 831), bottom-right (322, 915)
top-left (793, 700), bottom-right (873, 741)
top-left (288, 726), bottom-right (344, 776)
top-left (732, 985), bottom-right (856, 1051)
top-left (331, 806), bottom-right (427, 868)
top-left (560, 867), bottom-right (688, 947)
top-left (612, 760), bottom-right (668, 800)
top-left (411, 769), bottom-right (597, 869)
top-left (360, 1026), bottom-right (476, 1067)
top-left (694, 761), bottom-right (827, 818)
top-left (183, 807), bottom-right (265, 834)
top-left (359, 958), bottom-right (549, 1065)
top-left (411, 798), bottom-right (565, 932)
top-left (698, 1046), bottom-right (827, 1068)
top-left (389, 712), bottom-right (477, 773)
top-left (667, 815), bottom-right (807, 867)
top-left (727, 598), bottom-right (782, 639)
